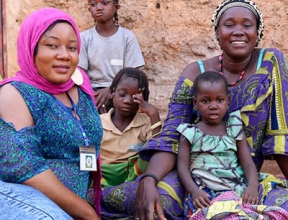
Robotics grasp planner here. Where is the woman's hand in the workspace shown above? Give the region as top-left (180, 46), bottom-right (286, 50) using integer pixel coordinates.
top-left (242, 186), bottom-right (259, 205)
top-left (133, 152), bottom-right (175, 220)
top-left (133, 177), bottom-right (166, 220)
top-left (94, 87), bottom-right (110, 113)
top-left (191, 189), bottom-right (211, 210)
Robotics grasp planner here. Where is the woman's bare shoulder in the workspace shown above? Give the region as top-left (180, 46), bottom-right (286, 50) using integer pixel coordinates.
top-left (0, 83), bottom-right (34, 129)
top-left (0, 83), bottom-right (25, 103)
top-left (181, 57), bottom-right (217, 82)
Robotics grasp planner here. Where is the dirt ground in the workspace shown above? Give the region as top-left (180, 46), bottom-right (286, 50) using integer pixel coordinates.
top-left (260, 160), bottom-right (284, 178)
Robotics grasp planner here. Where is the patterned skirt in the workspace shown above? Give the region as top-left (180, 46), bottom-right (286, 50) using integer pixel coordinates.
top-left (100, 170), bottom-right (184, 220)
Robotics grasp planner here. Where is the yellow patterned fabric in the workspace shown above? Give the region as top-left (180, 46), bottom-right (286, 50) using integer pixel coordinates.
top-left (190, 191), bottom-right (288, 219)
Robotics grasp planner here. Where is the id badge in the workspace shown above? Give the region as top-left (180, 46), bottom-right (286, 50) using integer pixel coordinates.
top-left (79, 146), bottom-right (97, 171)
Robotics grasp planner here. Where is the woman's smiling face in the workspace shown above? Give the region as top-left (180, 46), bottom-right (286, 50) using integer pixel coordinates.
top-left (216, 6), bottom-right (258, 57)
top-left (34, 22), bottom-right (79, 84)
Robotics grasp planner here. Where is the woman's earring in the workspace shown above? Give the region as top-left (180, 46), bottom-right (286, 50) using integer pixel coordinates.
top-left (71, 68), bottom-right (84, 86)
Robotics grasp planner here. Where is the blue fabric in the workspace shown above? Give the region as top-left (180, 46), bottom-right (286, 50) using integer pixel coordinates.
top-left (197, 60), bottom-right (205, 73)
top-left (257, 48), bottom-right (265, 70)
top-left (0, 81), bottom-right (103, 215)
top-left (0, 180), bottom-right (72, 219)
top-left (197, 48), bottom-right (265, 74)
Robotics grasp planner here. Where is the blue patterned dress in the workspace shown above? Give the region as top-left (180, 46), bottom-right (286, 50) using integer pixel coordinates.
top-left (0, 81), bottom-right (103, 200)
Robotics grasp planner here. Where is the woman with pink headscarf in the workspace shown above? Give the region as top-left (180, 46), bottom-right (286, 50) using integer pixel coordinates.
top-left (0, 8), bottom-right (102, 219)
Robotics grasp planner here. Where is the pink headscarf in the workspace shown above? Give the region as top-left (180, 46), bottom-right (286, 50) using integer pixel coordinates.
top-left (0, 7), bottom-right (93, 96)
top-left (1, 7), bottom-right (102, 217)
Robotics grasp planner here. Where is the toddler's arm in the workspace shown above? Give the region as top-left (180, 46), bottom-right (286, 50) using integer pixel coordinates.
top-left (177, 135), bottom-right (210, 209)
top-left (237, 134), bottom-right (259, 205)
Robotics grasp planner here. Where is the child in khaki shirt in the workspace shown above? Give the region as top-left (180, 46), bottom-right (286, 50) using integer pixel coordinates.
top-left (100, 67), bottom-right (161, 187)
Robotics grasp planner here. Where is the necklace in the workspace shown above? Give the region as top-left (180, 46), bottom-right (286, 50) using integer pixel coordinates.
top-left (219, 53), bottom-right (253, 87)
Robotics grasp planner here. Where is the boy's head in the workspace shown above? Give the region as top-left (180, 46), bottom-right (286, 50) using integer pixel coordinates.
top-left (110, 67), bottom-right (150, 101)
top-left (108, 68), bottom-right (150, 110)
top-left (88, 0), bottom-right (119, 4)
top-left (88, 0), bottom-right (120, 24)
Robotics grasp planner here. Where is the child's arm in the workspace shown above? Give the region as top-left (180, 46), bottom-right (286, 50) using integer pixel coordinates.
top-left (237, 133), bottom-right (259, 205)
top-left (177, 135), bottom-right (210, 209)
top-left (94, 87), bottom-right (110, 113)
top-left (133, 93), bottom-right (161, 136)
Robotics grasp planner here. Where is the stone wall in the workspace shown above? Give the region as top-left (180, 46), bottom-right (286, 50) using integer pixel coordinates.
top-left (5, 0), bottom-right (288, 118)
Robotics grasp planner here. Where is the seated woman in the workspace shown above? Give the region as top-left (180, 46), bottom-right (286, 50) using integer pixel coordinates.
top-left (100, 67), bottom-right (161, 188)
top-left (178, 71), bottom-right (288, 219)
top-left (0, 8), bottom-right (102, 220)
top-left (100, 0), bottom-right (288, 219)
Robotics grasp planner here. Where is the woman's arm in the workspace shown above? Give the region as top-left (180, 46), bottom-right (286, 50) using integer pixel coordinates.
top-left (264, 49), bottom-right (288, 180)
top-left (134, 68), bottom-right (198, 219)
top-left (0, 84), bottom-right (99, 219)
top-left (25, 170), bottom-right (98, 220)
top-left (134, 151), bottom-right (176, 220)
top-left (0, 84), bottom-right (34, 129)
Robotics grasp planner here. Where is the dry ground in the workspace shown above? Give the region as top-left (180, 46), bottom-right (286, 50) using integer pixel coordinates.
top-left (260, 160), bottom-right (284, 178)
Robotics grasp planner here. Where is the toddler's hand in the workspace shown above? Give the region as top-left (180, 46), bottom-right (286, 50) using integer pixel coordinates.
top-left (191, 189), bottom-right (211, 210)
top-left (242, 186), bottom-right (259, 205)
